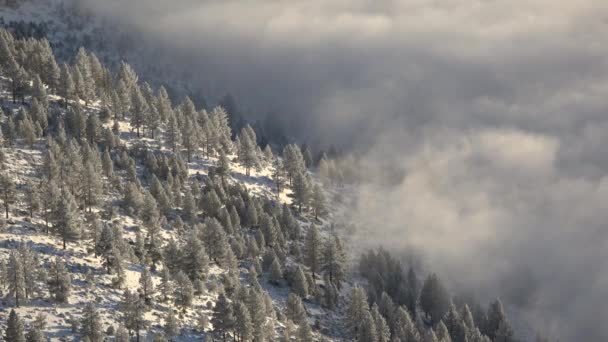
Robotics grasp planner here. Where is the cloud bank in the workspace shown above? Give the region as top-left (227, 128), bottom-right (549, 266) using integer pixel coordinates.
top-left (78, 0), bottom-right (608, 339)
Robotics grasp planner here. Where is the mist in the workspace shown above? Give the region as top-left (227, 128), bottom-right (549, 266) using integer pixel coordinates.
top-left (78, 0), bottom-right (608, 339)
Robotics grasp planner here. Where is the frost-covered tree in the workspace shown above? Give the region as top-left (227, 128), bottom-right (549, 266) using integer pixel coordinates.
top-left (371, 304), bottom-right (391, 342)
top-left (420, 273), bottom-right (450, 326)
top-left (180, 230), bottom-right (210, 281)
top-left (311, 183), bottom-right (326, 219)
top-left (204, 218), bottom-right (230, 263)
top-left (139, 266), bottom-right (155, 306)
top-left (322, 234), bottom-right (346, 288)
top-left (486, 299), bottom-right (513, 342)
top-left (5, 309), bottom-right (25, 342)
top-left (6, 250), bottom-right (25, 307)
top-left (282, 144), bottom-right (306, 186)
top-left (212, 293), bottom-right (235, 341)
top-left (304, 224), bottom-right (322, 278)
top-left (291, 171), bottom-right (311, 213)
top-left (130, 86), bottom-right (148, 137)
top-left (292, 265), bottom-right (309, 298)
top-left (234, 300), bottom-right (253, 342)
top-left (164, 309), bottom-right (180, 339)
top-left (393, 306), bottom-right (420, 342)
top-left (285, 292), bottom-right (307, 324)
top-left (120, 289), bottom-right (146, 342)
top-left (238, 125), bottom-right (258, 176)
top-left (0, 171), bottom-right (16, 219)
top-left (47, 257), bottom-right (71, 303)
top-left (345, 286), bottom-right (369, 339)
top-left (53, 190), bottom-right (82, 249)
top-left (173, 270), bottom-right (194, 309)
top-left (269, 258), bottom-right (283, 286)
top-left (80, 303), bottom-right (104, 342)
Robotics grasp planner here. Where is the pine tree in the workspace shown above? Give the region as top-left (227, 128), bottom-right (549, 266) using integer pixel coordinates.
top-left (238, 125), bottom-right (258, 176)
top-left (271, 156), bottom-right (285, 198)
top-left (173, 270), bottom-right (194, 309)
top-left (285, 292), bottom-right (307, 324)
top-left (311, 183), bottom-right (326, 219)
top-left (358, 310), bottom-right (378, 342)
top-left (18, 243), bottom-right (41, 300)
top-left (297, 319), bottom-right (314, 342)
top-left (7, 250), bottom-right (25, 307)
top-left (435, 321), bottom-right (451, 342)
top-left (420, 273), bottom-right (450, 326)
top-left (5, 309), bottom-right (25, 342)
top-left (80, 303), bottom-right (104, 342)
top-left (131, 86), bottom-right (148, 137)
top-left (53, 190), bottom-right (82, 249)
top-left (139, 266), bottom-right (155, 305)
top-left (204, 218), bottom-right (230, 263)
top-left (182, 117), bottom-right (200, 162)
top-left (322, 234), bottom-right (346, 288)
top-left (164, 309), bottom-right (180, 339)
top-left (345, 285), bottom-right (369, 339)
top-left (120, 289), bottom-right (147, 342)
top-left (393, 306), bottom-right (420, 342)
top-left (304, 224), bottom-right (322, 278)
top-left (233, 300), bottom-right (253, 342)
top-left (24, 180), bottom-right (40, 218)
top-left (47, 257), bottom-right (71, 303)
top-left (371, 304), bottom-right (391, 342)
top-left (182, 189), bottom-right (197, 223)
top-left (444, 303), bottom-right (467, 342)
top-left (292, 265), bottom-right (309, 298)
top-left (159, 265), bottom-right (173, 302)
top-left (181, 230), bottom-right (210, 281)
top-left (212, 293), bottom-right (236, 341)
top-left (0, 171), bottom-right (16, 219)
top-left (486, 299), bottom-right (513, 341)
top-left (291, 171), bottom-right (311, 213)
top-left (269, 258), bottom-right (283, 286)
top-left (165, 110), bottom-right (180, 152)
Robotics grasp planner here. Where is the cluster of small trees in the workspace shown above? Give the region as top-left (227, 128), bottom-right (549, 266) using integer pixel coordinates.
top-left (353, 249), bottom-right (515, 342)
top-left (0, 243), bottom-right (71, 308)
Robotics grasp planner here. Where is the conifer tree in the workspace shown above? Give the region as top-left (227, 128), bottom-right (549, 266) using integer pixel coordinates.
top-left (285, 292), bottom-right (307, 324)
top-left (164, 309), bottom-right (180, 339)
top-left (120, 289), bottom-right (146, 342)
top-left (269, 258), bottom-right (283, 286)
top-left (234, 300), bottom-right (253, 342)
top-left (304, 224), bottom-right (322, 279)
top-left (292, 265), bottom-right (309, 299)
top-left (139, 266), bottom-right (155, 306)
top-left (0, 171), bottom-right (16, 219)
top-left (173, 270), bottom-right (194, 309)
top-left (5, 309), bottom-right (25, 342)
top-left (80, 303), bottom-right (104, 342)
top-left (297, 319), bottom-right (314, 342)
top-left (131, 86), bottom-right (148, 137)
top-left (371, 304), bottom-right (391, 342)
top-left (47, 257), bottom-right (71, 303)
top-left (393, 306), bottom-right (420, 342)
top-left (292, 171), bottom-right (312, 213)
top-left (212, 293), bottom-right (235, 341)
top-left (204, 218), bottom-right (230, 263)
top-left (311, 183), bottom-right (326, 219)
top-left (486, 299), bottom-right (513, 341)
top-left (322, 234), bottom-right (346, 288)
top-left (345, 286), bottom-right (370, 339)
top-left (159, 265), bottom-right (173, 302)
top-left (7, 250), bottom-right (25, 307)
top-left (54, 190), bottom-right (82, 249)
top-left (358, 310), bottom-right (378, 342)
top-left (420, 273), bottom-right (450, 326)
top-left (181, 230), bottom-right (210, 281)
